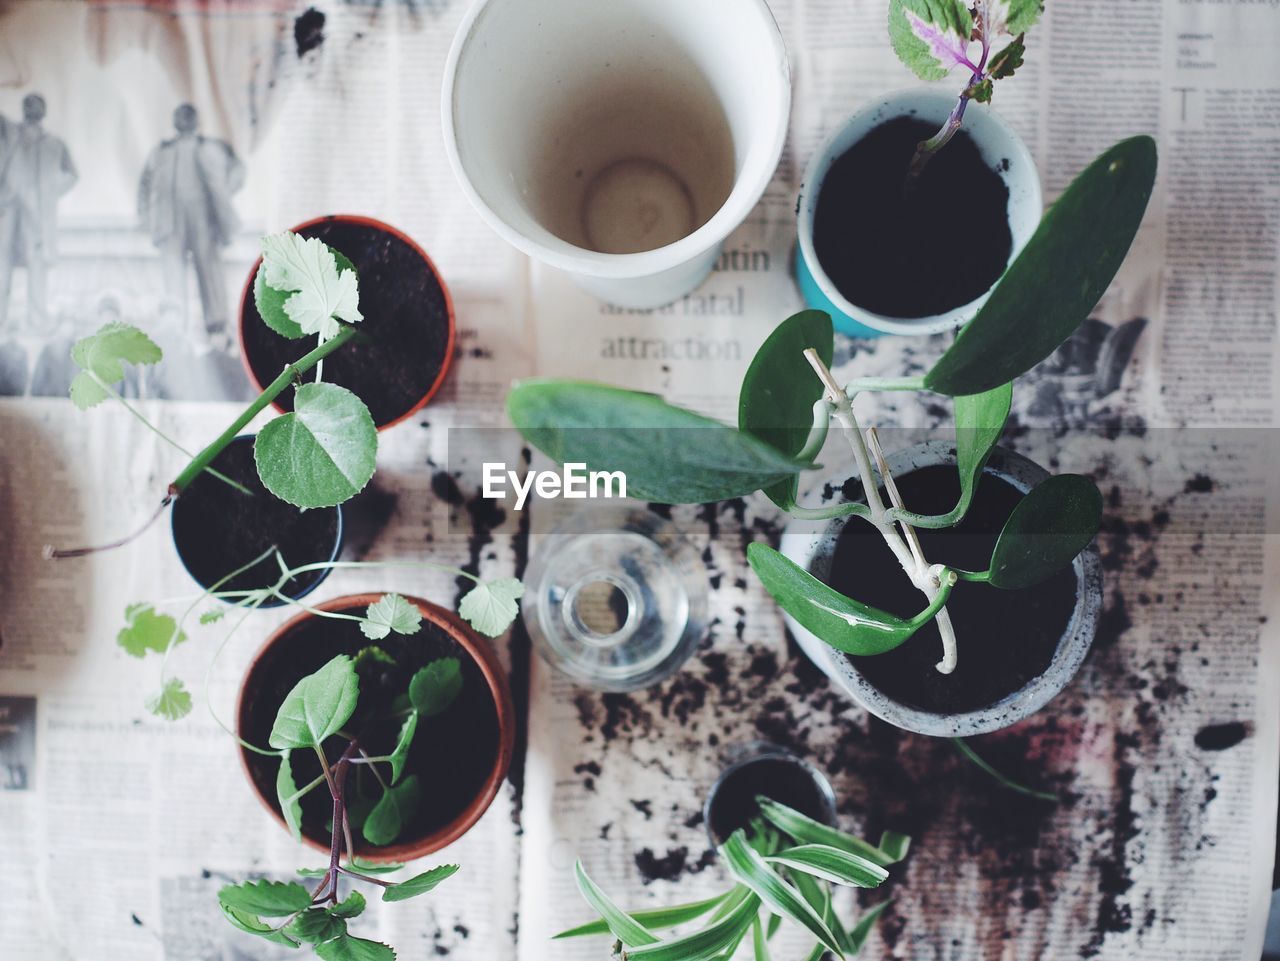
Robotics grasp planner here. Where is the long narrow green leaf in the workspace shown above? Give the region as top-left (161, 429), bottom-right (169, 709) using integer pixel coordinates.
top-left (847, 901), bottom-right (893, 954)
top-left (767, 844), bottom-right (889, 888)
top-left (571, 861), bottom-right (659, 947)
top-left (626, 891), bottom-right (761, 961)
top-left (751, 915), bottom-right (773, 961)
top-left (876, 832), bottom-right (911, 863)
top-left (757, 798), bottom-right (907, 867)
top-left (720, 832), bottom-right (843, 959)
top-left (791, 870), bottom-right (843, 960)
top-left (554, 893), bottom-right (729, 939)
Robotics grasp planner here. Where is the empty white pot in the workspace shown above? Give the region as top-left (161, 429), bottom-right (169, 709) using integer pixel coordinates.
top-left (442, 0), bottom-right (791, 309)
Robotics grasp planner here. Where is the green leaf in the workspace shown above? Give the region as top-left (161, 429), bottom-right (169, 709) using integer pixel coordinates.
top-left (269, 655), bottom-right (360, 750)
top-left (118, 603), bottom-right (185, 658)
top-left (382, 863), bottom-right (460, 902)
top-left (987, 35), bottom-right (1025, 81)
top-left (791, 871), bottom-right (844, 960)
top-left (330, 891), bottom-right (367, 918)
top-left (254, 245), bottom-right (358, 341)
top-left (314, 934), bottom-right (396, 961)
top-left (738, 309), bottom-right (833, 510)
top-left (218, 879), bottom-right (312, 917)
top-left (458, 578), bottom-right (524, 637)
top-left (147, 678), bottom-right (193, 720)
top-left (298, 858), bottom-right (403, 880)
top-left (569, 861), bottom-right (659, 947)
top-left (554, 893), bottom-right (729, 939)
top-left (720, 832), bottom-right (843, 959)
top-left (626, 889), bottom-right (761, 961)
top-left (219, 903), bottom-right (302, 947)
top-left (362, 775), bottom-right (421, 846)
top-left (893, 383), bottom-right (1011, 529)
top-left (1002, 0), bottom-right (1043, 35)
top-left (888, 0), bottom-right (974, 81)
top-left (69, 322), bottom-right (162, 408)
top-left (353, 645), bottom-right (395, 672)
top-left (757, 798), bottom-right (906, 867)
top-left (751, 915), bottom-right (772, 961)
top-left (277, 750), bottom-right (305, 842)
top-left (925, 137), bottom-right (1158, 396)
top-left (254, 381), bottom-right (378, 509)
top-left (847, 901), bottom-right (893, 954)
top-left (506, 379), bottom-right (811, 504)
top-left (198, 609), bottom-right (225, 625)
top-left (408, 658), bottom-right (463, 717)
top-left (767, 844), bottom-right (889, 888)
top-left (360, 594), bottom-right (423, 641)
top-left (876, 831), bottom-right (912, 863)
top-left (986, 474), bottom-right (1102, 589)
top-left (746, 544), bottom-right (942, 656)
top-left (387, 711), bottom-right (418, 784)
top-left (285, 907), bottom-right (347, 944)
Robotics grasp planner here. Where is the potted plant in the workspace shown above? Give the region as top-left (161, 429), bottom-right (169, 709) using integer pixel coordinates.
top-left (240, 215), bottom-right (455, 430)
top-left (556, 749), bottom-right (910, 960)
top-left (795, 0), bottom-right (1044, 336)
top-left (48, 229), bottom-right (388, 599)
top-left (215, 612), bottom-right (505, 959)
top-left (505, 136), bottom-right (1156, 735)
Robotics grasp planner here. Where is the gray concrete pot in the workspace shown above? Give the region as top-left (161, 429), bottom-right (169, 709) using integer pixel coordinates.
top-left (778, 441), bottom-right (1102, 737)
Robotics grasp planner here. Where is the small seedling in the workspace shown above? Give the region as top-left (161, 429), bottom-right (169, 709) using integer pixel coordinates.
top-left (888, 0), bottom-right (1043, 178)
top-left (557, 798), bottom-right (909, 961)
top-left (217, 648), bottom-right (465, 959)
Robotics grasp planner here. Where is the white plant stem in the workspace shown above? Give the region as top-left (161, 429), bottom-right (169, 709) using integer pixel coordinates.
top-left (802, 349), bottom-right (959, 674)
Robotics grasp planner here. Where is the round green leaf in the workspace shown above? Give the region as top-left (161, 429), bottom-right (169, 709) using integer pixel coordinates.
top-left (254, 246), bottom-right (356, 340)
top-left (506, 379), bottom-right (810, 504)
top-left (987, 474), bottom-right (1102, 589)
top-left (255, 381), bottom-right (377, 508)
top-left (738, 310), bottom-right (834, 510)
top-left (925, 136), bottom-right (1157, 396)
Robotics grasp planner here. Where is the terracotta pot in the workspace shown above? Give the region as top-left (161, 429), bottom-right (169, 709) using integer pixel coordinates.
top-left (236, 593), bottom-right (515, 861)
top-left (237, 214), bottom-right (457, 431)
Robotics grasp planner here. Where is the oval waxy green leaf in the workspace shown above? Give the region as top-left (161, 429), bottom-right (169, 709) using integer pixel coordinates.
top-left (766, 844), bottom-right (889, 889)
top-left (987, 473), bottom-right (1102, 589)
top-left (506, 379), bottom-right (811, 504)
top-left (895, 383), bottom-right (1012, 529)
top-left (925, 136), bottom-right (1158, 396)
top-left (553, 893), bottom-right (729, 940)
top-left (570, 861), bottom-right (659, 947)
top-left (269, 654), bottom-right (359, 750)
top-left (719, 831), bottom-right (844, 959)
top-left (254, 246), bottom-right (357, 340)
top-left (255, 381), bottom-right (377, 509)
top-left (382, 863), bottom-right (460, 902)
top-left (747, 544), bottom-right (933, 656)
top-left (738, 309), bottom-right (834, 510)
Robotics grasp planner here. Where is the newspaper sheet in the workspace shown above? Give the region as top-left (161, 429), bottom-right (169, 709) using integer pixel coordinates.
top-left (0, 1), bottom-right (1276, 960)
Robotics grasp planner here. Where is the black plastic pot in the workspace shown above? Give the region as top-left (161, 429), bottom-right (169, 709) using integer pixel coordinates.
top-left (703, 743), bottom-right (837, 848)
top-left (170, 435), bottom-right (342, 605)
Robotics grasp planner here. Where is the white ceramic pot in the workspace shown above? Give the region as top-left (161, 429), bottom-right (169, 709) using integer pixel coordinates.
top-left (778, 441), bottom-right (1102, 737)
top-left (795, 89), bottom-right (1042, 337)
top-left (442, 0), bottom-right (790, 309)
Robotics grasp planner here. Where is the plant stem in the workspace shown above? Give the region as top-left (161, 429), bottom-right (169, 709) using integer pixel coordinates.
top-left (802, 349), bottom-right (961, 674)
top-left (906, 43), bottom-right (992, 184)
top-left (170, 325), bottom-right (357, 495)
top-left (42, 495), bottom-right (173, 559)
top-left (952, 737), bottom-right (1058, 802)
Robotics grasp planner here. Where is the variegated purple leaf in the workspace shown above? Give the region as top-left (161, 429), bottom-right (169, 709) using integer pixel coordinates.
top-left (888, 0), bottom-right (976, 81)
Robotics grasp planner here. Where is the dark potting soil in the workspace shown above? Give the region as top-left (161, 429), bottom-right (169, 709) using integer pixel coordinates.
top-left (827, 465), bottom-right (1079, 714)
top-left (812, 116), bottom-right (1012, 319)
top-left (705, 757), bottom-right (831, 846)
top-left (170, 436), bottom-right (338, 599)
top-left (241, 218), bottom-right (451, 427)
top-left (241, 606), bottom-right (500, 852)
